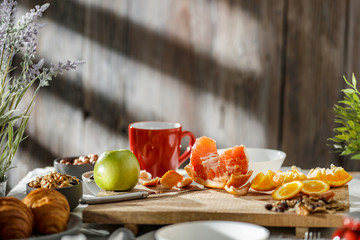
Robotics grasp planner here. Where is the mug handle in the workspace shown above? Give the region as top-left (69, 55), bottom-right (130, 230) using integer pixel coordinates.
top-left (178, 131), bottom-right (196, 166)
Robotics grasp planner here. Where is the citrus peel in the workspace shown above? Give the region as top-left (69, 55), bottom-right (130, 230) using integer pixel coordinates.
top-left (141, 177), bottom-right (160, 187)
top-left (224, 181), bottom-right (251, 196)
top-left (177, 177), bottom-right (193, 188)
top-left (160, 170), bottom-right (183, 189)
top-left (226, 170), bottom-right (253, 188)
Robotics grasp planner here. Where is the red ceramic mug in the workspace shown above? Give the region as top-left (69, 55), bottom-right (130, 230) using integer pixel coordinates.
top-left (129, 121), bottom-right (196, 177)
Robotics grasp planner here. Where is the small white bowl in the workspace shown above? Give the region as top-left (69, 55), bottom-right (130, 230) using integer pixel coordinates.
top-left (218, 147), bottom-right (286, 179)
top-left (82, 171), bottom-right (100, 196)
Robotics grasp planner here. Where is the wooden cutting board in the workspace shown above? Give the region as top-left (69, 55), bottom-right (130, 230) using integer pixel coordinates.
top-left (82, 184), bottom-right (349, 229)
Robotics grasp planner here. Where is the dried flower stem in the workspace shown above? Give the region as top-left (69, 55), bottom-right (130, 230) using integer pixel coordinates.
top-left (0, 0), bottom-right (83, 181)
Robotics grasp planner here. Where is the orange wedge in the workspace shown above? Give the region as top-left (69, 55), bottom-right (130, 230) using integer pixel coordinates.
top-left (251, 170), bottom-right (278, 191)
top-left (326, 165), bottom-right (353, 187)
top-left (226, 170), bottom-right (253, 188)
top-left (300, 179), bottom-right (330, 195)
top-left (271, 170), bottom-right (286, 187)
top-left (282, 166), bottom-right (307, 183)
top-left (160, 170), bottom-right (183, 189)
top-left (307, 164), bottom-right (353, 187)
top-left (272, 180), bottom-right (304, 200)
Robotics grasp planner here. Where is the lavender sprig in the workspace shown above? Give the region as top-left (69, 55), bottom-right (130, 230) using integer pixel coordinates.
top-left (0, 0), bottom-right (83, 180)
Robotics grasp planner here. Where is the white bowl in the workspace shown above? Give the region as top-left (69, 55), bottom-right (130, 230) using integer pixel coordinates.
top-left (82, 171), bottom-right (100, 196)
top-left (155, 220), bottom-right (269, 240)
top-left (218, 147), bottom-right (286, 179)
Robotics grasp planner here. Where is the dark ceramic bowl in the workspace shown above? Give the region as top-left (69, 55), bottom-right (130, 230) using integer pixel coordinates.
top-left (26, 181), bottom-right (83, 211)
top-left (54, 156), bottom-right (95, 179)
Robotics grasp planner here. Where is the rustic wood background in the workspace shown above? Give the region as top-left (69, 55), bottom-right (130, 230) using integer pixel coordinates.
top-left (7, 0), bottom-right (360, 189)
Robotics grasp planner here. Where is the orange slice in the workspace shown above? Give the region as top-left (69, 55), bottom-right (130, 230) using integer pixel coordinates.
top-left (300, 179), bottom-right (330, 195)
top-left (177, 177), bottom-right (193, 188)
top-left (160, 170), bottom-right (183, 189)
top-left (251, 170), bottom-right (278, 191)
top-left (226, 170), bottom-right (253, 188)
top-left (272, 180), bottom-right (304, 200)
top-left (224, 181), bottom-right (251, 196)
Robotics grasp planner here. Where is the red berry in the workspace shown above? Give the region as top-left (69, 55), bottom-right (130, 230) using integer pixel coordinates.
top-left (343, 230), bottom-right (358, 240)
top-left (344, 217), bottom-right (360, 231)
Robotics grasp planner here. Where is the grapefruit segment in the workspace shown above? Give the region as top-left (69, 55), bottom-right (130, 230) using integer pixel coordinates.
top-left (184, 165), bottom-right (226, 188)
top-left (220, 145), bottom-right (249, 177)
top-left (184, 136), bottom-right (249, 189)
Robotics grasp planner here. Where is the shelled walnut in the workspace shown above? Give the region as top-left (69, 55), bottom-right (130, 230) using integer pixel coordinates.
top-left (265, 191), bottom-right (349, 215)
top-left (29, 172), bottom-right (80, 189)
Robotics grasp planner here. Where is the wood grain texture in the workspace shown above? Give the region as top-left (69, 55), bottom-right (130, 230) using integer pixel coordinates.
top-left (282, 0), bottom-right (347, 168)
top-left (83, 185), bottom-right (348, 227)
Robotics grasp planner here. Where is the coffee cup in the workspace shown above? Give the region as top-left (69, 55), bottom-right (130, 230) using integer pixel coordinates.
top-left (129, 121), bottom-right (196, 177)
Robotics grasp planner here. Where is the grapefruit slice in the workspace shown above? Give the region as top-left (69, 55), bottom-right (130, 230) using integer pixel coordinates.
top-left (184, 136), bottom-right (249, 189)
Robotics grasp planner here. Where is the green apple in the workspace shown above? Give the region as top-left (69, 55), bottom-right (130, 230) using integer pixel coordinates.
top-left (94, 149), bottom-right (140, 191)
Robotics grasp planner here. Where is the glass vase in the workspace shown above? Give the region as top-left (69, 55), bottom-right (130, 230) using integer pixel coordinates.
top-left (0, 176), bottom-right (7, 197)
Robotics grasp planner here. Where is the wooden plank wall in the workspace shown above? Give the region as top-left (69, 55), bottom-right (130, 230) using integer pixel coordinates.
top-left (7, 0), bottom-right (360, 189)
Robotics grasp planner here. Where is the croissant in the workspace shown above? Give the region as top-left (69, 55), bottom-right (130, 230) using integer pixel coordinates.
top-left (22, 188), bottom-right (70, 234)
top-left (0, 196), bottom-right (34, 239)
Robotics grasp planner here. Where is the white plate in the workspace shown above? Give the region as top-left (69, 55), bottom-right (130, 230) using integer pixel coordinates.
top-left (155, 221), bottom-right (270, 240)
top-left (23, 214), bottom-right (81, 240)
top-left (218, 147), bottom-right (286, 179)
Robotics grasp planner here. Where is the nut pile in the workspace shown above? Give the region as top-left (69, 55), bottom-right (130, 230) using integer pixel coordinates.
top-left (265, 191), bottom-right (349, 216)
top-left (29, 172), bottom-right (80, 189)
top-left (60, 154), bottom-right (98, 165)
